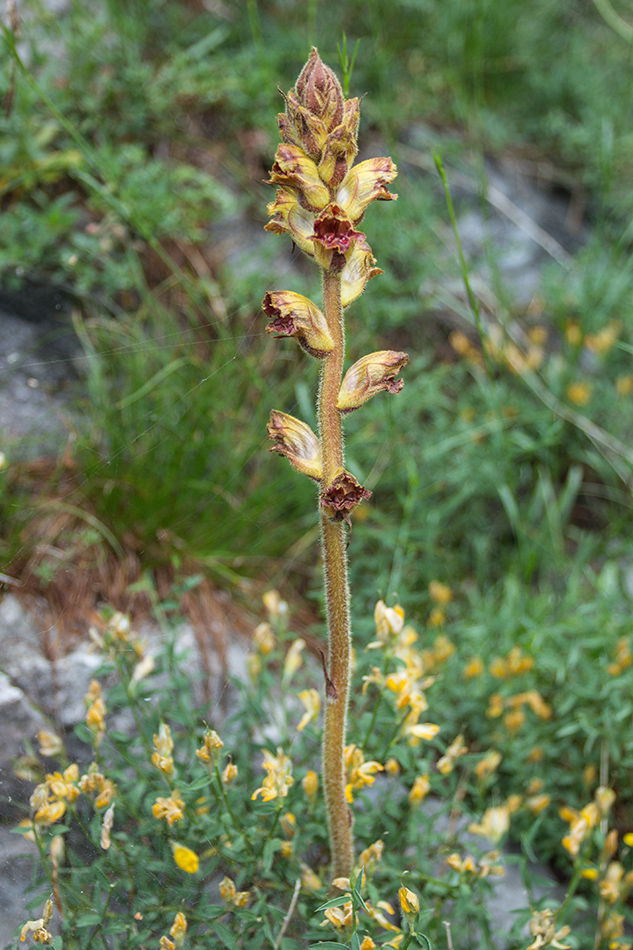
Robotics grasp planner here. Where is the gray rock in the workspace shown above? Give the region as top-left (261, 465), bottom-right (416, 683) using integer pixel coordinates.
top-left (0, 672), bottom-right (48, 820)
top-left (0, 824), bottom-right (40, 950)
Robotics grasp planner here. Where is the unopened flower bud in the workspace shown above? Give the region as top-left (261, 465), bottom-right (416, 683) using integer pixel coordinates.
top-left (263, 291), bottom-right (334, 358)
top-left (296, 47), bottom-right (345, 130)
top-left (337, 351), bottom-right (409, 413)
top-left (267, 411), bottom-right (322, 481)
top-left (320, 467), bottom-right (371, 524)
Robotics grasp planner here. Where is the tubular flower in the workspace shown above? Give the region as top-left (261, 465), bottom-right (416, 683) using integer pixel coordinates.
top-left (358, 838), bottom-right (384, 872)
top-left (251, 747), bottom-right (294, 802)
top-left (267, 144), bottom-right (331, 212)
top-left (474, 749), bottom-right (502, 781)
top-left (337, 351), bottom-right (409, 413)
top-left (267, 411), bottom-right (322, 481)
top-left (321, 467), bottom-right (371, 524)
top-left (263, 291), bottom-right (334, 358)
top-left (222, 761), bottom-right (238, 785)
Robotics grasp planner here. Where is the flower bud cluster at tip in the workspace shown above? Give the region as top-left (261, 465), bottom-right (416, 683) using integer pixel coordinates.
top-left (265, 47), bottom-right (397, 306)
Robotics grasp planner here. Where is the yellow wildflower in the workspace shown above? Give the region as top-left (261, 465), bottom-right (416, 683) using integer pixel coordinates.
top-left (220, 876), bottom-right (250, 907)
top-left (463, 656), bottom-right (484, 678)
top-left (585, 320), bottom-right (621, 355)
top-left (616, 374), bottom-right (633, 396)
top-left (526, 794), bottom-right (551, 815)
top-left (169, 912), bottom-right (187, 946)
top-left (474, 750), bottom-right (502, 781)
top-left (408, 774), bottom-right (431, 807)
top-left (503, 708), bottom-right (526, 732)
top-left (385, 757), bottom-right (400, 776)
top-left (427, 607), bottom-right (445, 627)
top-left (374, 600), bottom-right (405, 640)
top-left (358, 839), bottom-right (384, 871)
top-left (302, 769), bottom-right (318, 803)
top-left (436, 733), bottom-right (468, 774)
top-left (251, 747), bottom-right (294, 802)
top-left (222, 760), bottom-right (238, 785)
top-left (595, 785), bottom-right (616, 816)
top-left (252, 622), bottom-right (276, 655)
top-left (428, 580), bottom-right (452, 604)
top-left (322, 900), bottom-right (356, 931)
top-left (152, 789), bottom-right (184, 827)
top-left (398, 886), bottom-right (419, 915)
top-left (566, 381), bottom-right (592, 406)
top-left (468, 805), bottom-right (510, 844)
top-left (526, 909), bottom-right (571, 950)
top-left (527, 746), bottom-right (544, 763)
top-left (152, 723), bottom-right (175, 777)
top-left (359, 938), bottom-right (376, 950)
top-left (297, 688), bottom-right (321, 731)
top-left (100, 802), bottom-right (115, 850)
top-left (300, 862), bottom-right (322, 891)
top-left (85, 680), bottom-right (107, 745)
top-left (600, 862), bottom-right (624, 903)
top-left (262, 588), bottom-right (288, 622)
top-left (486, 693), bottom-right (504, 718)
top-left (283, 639), bottom-right (305, 682)
top-left (196, 728), bottom-right (224, 767)
top-left (344, 745), bottom-right (384, 802)
top-left (171, 842), bottom-right (199, 874)
top-left (37, 731), bottom-right (63, 758)
top-left (565, 319), bottom-right (582, 345)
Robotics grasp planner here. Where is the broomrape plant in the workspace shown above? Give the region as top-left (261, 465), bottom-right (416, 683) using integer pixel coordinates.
top-left (263, 47), bottom-right (408, 879)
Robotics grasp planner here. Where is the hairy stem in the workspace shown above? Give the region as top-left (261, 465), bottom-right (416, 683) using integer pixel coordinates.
top-left (319, 267), bottom-right (354, 879)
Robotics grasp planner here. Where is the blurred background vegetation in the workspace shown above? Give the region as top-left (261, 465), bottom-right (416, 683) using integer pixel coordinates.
top-left (2, 0), bottom-right (633, 866)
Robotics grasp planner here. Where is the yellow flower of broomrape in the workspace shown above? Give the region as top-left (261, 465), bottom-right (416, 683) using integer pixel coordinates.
top-left (251, 747), bottom-right (294, 802)
top-left (337, 351), bottom-right (409, 414)
top-left (263, 290), bottom-right (334, 359)
top-left (436, 733), bottom-right (468, 774)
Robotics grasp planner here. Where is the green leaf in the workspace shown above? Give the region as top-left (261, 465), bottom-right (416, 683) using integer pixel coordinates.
top-left (214, 921), bottom-right (238, 948)
top-left (315, 894), bottom-right (353, 912)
